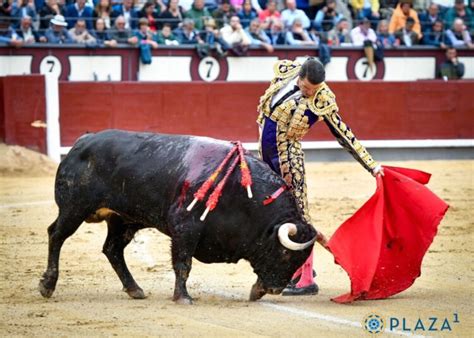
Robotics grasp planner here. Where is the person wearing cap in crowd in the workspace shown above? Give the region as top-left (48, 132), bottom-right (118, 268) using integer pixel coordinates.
top-left (388, 0), bottom-right (422, 40)
top-left (257, 57), bottom-right (383, 296)
top-left (44, 14), bottom-right (74, 44)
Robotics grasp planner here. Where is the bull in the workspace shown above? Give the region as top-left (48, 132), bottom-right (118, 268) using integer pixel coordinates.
top-left (39, 130), bottom-right (318, 303)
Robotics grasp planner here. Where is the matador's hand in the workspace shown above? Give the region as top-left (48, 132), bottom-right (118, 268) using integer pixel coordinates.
top-left (372, 164), bottom-right (384, 177)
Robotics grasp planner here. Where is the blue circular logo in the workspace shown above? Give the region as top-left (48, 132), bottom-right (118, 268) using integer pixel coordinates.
top-left (363, 313), bottom-right (385, 334)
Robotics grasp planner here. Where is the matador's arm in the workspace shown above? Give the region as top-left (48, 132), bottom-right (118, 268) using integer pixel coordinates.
top-left (323, 111), bottom-right (378, 173)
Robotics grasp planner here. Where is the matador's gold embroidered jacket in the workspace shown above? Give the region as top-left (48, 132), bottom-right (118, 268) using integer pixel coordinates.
top-left (257, 59), bottom-right (378, 173)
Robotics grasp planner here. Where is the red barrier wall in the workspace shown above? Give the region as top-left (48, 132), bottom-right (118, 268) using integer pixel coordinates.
top-left (1, 75), bottom-right (46, 153)
top-left (2, 78), bottom-right (473, 152)
top-left (59, 81), bottom-right (474, 146)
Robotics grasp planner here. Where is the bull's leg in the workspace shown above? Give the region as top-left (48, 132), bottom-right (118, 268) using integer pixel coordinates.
top-left (39, 212), bottom-right (85, 298)
top-left (102, 214), bottom-right (146, 299)
top-left (171, 227), bottom-right (200, 305)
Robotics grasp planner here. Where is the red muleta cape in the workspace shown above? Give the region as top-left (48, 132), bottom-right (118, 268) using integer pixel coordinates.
top-left (327, 166), bottom-right (449, 303)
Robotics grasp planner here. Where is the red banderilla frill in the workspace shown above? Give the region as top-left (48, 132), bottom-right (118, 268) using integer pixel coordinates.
top-left (200, 156), bottom-right (240, 221)
top-left (186, 145), bottom-right (238, 211)
top-left (237, 142), bottom-right (253, 198)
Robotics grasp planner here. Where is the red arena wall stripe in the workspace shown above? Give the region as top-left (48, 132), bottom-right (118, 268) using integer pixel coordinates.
top-left (1, 75), bottom-right (46, 153)
top-left (58, 81), bottom-right (474, 146)
top-left (1, 78), bottom-right (473, 152)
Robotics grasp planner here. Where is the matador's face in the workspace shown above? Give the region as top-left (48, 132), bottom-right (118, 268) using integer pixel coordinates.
top-left (297, 77), bottom-right (322, 98)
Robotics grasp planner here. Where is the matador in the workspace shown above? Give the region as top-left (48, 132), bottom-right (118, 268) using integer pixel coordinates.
top-left (257, 57), bottom-right (383, 296)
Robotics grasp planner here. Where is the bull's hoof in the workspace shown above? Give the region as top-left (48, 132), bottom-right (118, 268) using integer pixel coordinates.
top-left (173, 296), bottom-right (193, 305)
top-left (124, 287), bottom-right (146, 299)
top-left (249, 283), bottom-right (267, 301)
top-left (38, 280), bottom-right (54, 298)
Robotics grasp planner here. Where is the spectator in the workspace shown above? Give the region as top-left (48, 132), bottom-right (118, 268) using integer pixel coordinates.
top-left (0, 12), bottom-right (23, 46)
top-left (444, 0), bottom-right (473, 32)
top-left (237, 0), bottom-right (257, 28)
top-left (198, 18), bottom-right (229, 57)
top-left (204, 0), bottom-right (218, 12)
top-left (245, 18), bottom-right (273, 51)
top-left (388, 0), bottom-right (421, 40)
top-left (69, 18), bottom-right (96, 44)
top-left (138, 1), bottom-right (159, 32)
top-left (220, 15), bottom-right (251, 54)
top-left (376, 18), bottom-right (397, 47)
top-left (418, 3), bottom-right (441, 33)
top-left (281, 0), bottom-right (310, 29)
top-left (437, 47), bottom-right (465, 79)
top-left (65, 0), bottom-right (94, 30)
top-left (184, 0), bottom-right (211, 30)
top-left (111, 0), bottom-right (138, 30)
top-left (258, 0), bottom-right (281, 30)
top-left (155, 22), bottom-right (179, 44)
top-left (314, 0), bottom-right (343, 32)
top-left (446, 17), bottom-right (474, 48)
top-left (350, 16), bottom-right (376, 45)
top-left (286, 17), bottom-right (317, 45)
top-left (267, 17), bottom-right (287, 44)
top-left (421, 19), bottom-right (448, 47)
top-left (212, 0), bottom-right (237, 28)
top-left (11, 0), bottom-right (37, 28)
top-left (351, 17), bottom-right (377, 70)
top-left (92, 17), bottom-right (117, 46)
top-left (16, 15), bottom-right (40, 43)
top-left (39, 0), bottom-right (65, 32)
top-left (179, 0), bottom-right (195, 11)
top-left (175, 17), bottom-right (201, 43)
top-left (327, 17), bottom-right (352, 46)
top-left (394, 16), bottom-right (419, 46)
top-left (93, 0), bottom-right (113, 29)
top-left (158, 0), bottom-right (185, 30)
top-left (134, 17), bottom-right (158, 47)
top-left (109, 14), bottom-right (138, 44)
top-left (44, 14), bottom-right (74, 43)
top-left (350, 0), bottom-right (380, 23)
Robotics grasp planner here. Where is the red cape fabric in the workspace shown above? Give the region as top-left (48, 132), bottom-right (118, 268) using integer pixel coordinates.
top-left (327, 166), bottom-right (449, 303)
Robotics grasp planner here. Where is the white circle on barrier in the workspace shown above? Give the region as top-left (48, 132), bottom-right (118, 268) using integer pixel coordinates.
top-left (354, 57), bottom-right (376, 81)
top-left (198, 56), bottom-right (220, 82)
top-left (40, 56), bottom-right (62, 78)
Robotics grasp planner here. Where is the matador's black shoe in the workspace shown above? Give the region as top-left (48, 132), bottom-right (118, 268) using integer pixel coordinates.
top-left (282, 270), bottom-right (318, 296)
top-left (281, 283), bottom-right (319, 296)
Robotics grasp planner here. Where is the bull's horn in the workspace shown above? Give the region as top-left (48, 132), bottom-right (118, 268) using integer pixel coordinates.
top-left (278, 223), bottom-right (316, 251)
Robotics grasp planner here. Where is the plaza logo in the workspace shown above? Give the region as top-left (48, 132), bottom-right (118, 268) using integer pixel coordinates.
top-left (362, 313), bottom-right (385, 334)
top-left (362, 312), bottom-right (460, 334)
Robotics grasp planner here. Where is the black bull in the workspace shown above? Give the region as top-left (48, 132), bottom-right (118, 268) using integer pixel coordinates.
top-left (39, 130), bottom-right (318, 303)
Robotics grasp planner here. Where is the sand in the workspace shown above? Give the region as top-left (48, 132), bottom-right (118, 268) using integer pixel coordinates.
top-left (0, 144), bottom-right (472, 336)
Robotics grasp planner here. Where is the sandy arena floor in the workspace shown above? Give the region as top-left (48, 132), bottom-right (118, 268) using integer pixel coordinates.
top-left (0, 152), bottom-right (473, 336)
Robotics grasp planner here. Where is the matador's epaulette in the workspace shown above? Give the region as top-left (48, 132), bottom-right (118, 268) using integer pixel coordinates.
top-left (308, 84), bottom-right (339, 116)
top-left (273, 60), bottom-right (301, 79)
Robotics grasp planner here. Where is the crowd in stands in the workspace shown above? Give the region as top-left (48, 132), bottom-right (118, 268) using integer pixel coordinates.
top-left (1, 0), bottom-right (473, 52)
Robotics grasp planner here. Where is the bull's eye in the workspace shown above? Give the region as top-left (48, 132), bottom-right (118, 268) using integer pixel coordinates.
top-left (282, 249), bottom-right (288, 255)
